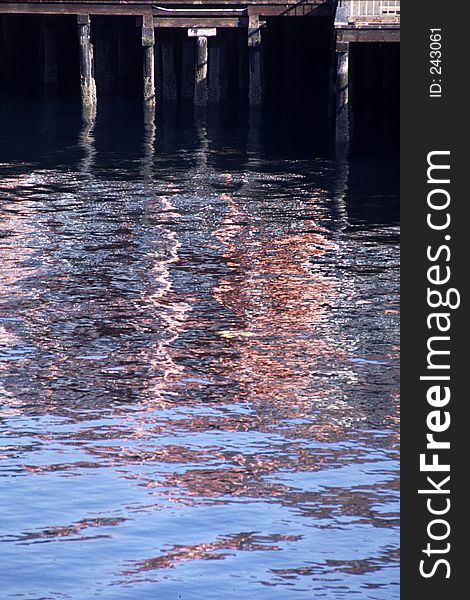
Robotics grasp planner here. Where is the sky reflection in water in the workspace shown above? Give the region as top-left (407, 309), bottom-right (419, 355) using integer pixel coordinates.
top-left (0, 102), bottom-right (399, 599)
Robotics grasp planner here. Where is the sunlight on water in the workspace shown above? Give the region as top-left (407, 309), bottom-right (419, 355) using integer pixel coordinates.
top-left (0, 100), bottom-right (399, 599)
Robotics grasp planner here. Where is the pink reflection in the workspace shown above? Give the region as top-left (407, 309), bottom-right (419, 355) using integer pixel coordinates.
top-left (212, 191), bottom-right (346, 407)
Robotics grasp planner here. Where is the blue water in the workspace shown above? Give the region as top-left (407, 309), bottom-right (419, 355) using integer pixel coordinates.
top-left (0, 100), bottom-right (399, 599)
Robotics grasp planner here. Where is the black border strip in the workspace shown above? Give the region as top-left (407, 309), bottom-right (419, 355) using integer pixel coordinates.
top-left (401, 0), bottom-right (467, 595)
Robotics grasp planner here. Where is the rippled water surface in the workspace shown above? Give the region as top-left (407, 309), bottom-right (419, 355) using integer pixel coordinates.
top-left (0, 101), bottom-right (399, 599)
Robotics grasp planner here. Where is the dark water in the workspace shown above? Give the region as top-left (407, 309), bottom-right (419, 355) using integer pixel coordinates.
top-left (0, 100), bottom-right (399, 599)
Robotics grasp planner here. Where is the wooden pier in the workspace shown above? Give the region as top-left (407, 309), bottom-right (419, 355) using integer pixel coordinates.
top-left (334, 0), bottom-right (399, 144)
top-left (0, 0), bottom-right (400, 148)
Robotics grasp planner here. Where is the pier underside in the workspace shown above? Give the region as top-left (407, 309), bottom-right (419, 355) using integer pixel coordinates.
top-left (0, 0), bottom-right (400, 153)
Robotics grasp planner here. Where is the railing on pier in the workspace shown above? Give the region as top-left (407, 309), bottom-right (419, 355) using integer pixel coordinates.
top-left (336, 0), bottom-right (400, 24)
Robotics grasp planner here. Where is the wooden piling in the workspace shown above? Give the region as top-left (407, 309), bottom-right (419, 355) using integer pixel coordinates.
top-left (248, 15), bottom-right (262, 105)
top-left (95, 17), bottom-right (114, 95)
top-left (219, 38), bottom-right (229, 101)
top-left (335, 41), bottom-right (350, 146)
top-left (142, 15), bottom-right (155, 106)
top-left (348, 43), bottom-right (355, 140)
top-left (78, 15), bottom-right (97, 117)
top-left (283, 20), bottom-right (295, 93)
top-left (208, 38), bottom-right (221, 104)
top-left (181, 38), bottom-right (194, 101)
top-left (194, 35), bottom-right (208, 106)
top-left (237, 34), bottom-right (247, 103)
top-left (327, 27), bottom-right (337, 138)
top-left (1, 16), bottom-right (17, 91)
top-left (41, 16), bottom-right (58, 92)
top-left (381, 44), bottom-right (394, 138)
top-left (1, 17), bottom-right (11, 90)
top-left (0, 17), bottom-right (4, 89)
top-left (161, 39), bottom-right (177, 102)
top-left (117, 18), bottom-right (126, 92)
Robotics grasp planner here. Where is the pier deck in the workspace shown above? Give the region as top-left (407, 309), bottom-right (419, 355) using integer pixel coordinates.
top-left (335, 0), bottom-right (400, 42)
top-left (0, 1), bottom-right (335, 18)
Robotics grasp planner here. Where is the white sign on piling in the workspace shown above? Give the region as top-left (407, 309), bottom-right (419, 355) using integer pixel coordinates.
top-left (188, 28), bottom-right (217, 37)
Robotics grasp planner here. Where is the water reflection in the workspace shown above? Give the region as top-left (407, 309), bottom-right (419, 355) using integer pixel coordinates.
top-left (212, 191), bottom-right (342, 402)
top-left (140, 106), bottom-right (156, 180)
top-left (0, 101), bottom-right (399, 600)
top-left (78, 114), bottom-right (97, 175)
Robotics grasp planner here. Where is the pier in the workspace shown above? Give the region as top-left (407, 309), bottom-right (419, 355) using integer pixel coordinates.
top-left (334, 1), bottom-right (400, 144)
top-left (0, 0), bottom-right (400, 148)
top-left (0, 5), bottom-right (401, 597)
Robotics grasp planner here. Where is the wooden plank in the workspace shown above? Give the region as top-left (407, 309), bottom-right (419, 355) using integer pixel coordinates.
top-left (188, 28), bottom-right (217, 37)
top-left (348, 16), bottom-right (400, 24)
top-left (153, 17), bottom-right (247, 28)
top-left (337, 28), bottom-right (400, 43)
top-left (247, 4), bottom-right (333, 16)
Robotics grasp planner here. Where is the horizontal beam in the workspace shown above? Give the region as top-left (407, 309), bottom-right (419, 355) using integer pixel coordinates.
top-left (0, 2), bottom-right (153, 15)
top-left (248, 4), bottom-right (332, 16)
top-left (337, 28), bottom-right (400, 43)
top-left (0, 1), bottom-right (335, 17)
top-left (153, 17), bottom-right (247, 28)
top-left (0, 0), bottom-right (330, 3)
top-left (347, 16), bottom-right (400, 24)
